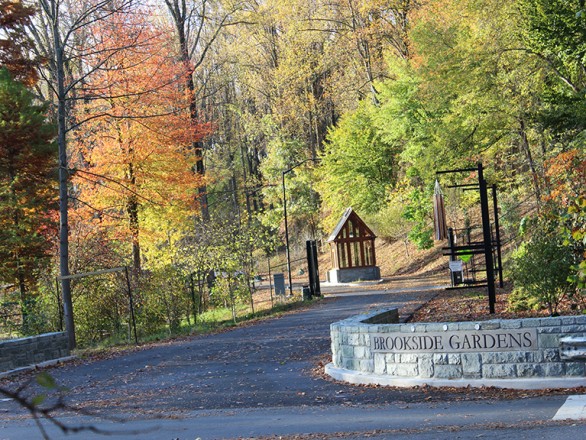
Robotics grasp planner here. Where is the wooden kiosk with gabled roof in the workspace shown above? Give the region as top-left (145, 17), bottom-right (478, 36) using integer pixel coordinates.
top-left (326, 208), bottom-right (381, 283)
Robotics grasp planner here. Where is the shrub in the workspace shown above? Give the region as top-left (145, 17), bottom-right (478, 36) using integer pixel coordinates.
top-left (508, 234), bottom-right (575, 315)
top-left (367, 203), bottom-right (412, 243)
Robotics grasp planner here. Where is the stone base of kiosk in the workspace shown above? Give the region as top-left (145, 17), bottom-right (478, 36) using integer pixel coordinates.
top-left (327, 266), bottom-right (381, 284)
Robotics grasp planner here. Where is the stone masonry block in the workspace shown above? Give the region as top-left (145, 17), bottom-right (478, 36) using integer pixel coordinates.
top-left (500, 320), bottom-right (522, 329)
top-left (483, 363), bottom-right (516, 379)
top-left (331, 342), bottom-right (339, 356)
top-left (481, 352), bottom-right (500, 364)
top-left (565, 362), bottom-right (586, 377)
top-left (341, 345), bottom-right (354, 359)
top-left (418, 355), bottom-right (434, 378)
top-left (387, 363), bottom-right (399, 376)
top-left (434, 364), bottom-right (463, 379)
top-left (354, 346), bottom-right (368, 359)
top-left (458, 322), bottom-right (480, 331)
top-left (498, 352), bottom-right (527, 364)
top-left (359, 359), bottom-right (374, 372)
top-left (401, 324), bottom-right (425, 333)
top-left (516, 364), bottom-right (544, 377)
top-left (542, 363), bottom-right (564, 377)
top-left (0, 362), bottom-right (12, 371)
top-left (399, 354), bottom-right (418, 363)
top-left (420, 323), bottom-right (447, 332)
top-left (396, 363), bottom-right (418, 377)
top-left (462, 353), bottom-right (482, 379)
top-left (521, 318), bottom-right (542, 328)
top-left (374, 353), bottom-right (386, 374)
top-left (478, 322), bottom-right (500, 330)
top-left (434, 354), bottom-right (449, 365)
top-left (540, 318), bottom-right (562, 327)
top-left (539, 327), bottom-right (561, 334)
top-left (562, 325), bottom-right (586, 333)
top-left (347, 333), bottom-right (363, 346)
top-left (342, 358), bottom-right (358, 371)
top-left (543, 349), bottom-right (560, 362)
top-left (525, 351), bottom-right (544, 363)
top-left (448, 354), bottom-right (462, 365)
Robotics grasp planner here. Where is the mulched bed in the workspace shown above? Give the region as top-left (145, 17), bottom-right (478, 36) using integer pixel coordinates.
top-left (410, 282), bottom-right (585, 323)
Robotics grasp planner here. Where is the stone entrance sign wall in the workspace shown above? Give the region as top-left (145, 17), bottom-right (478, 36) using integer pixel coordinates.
top-left (326, 308), bottom-right (586, 389)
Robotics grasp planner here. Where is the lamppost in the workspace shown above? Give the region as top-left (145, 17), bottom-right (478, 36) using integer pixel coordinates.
top-left (282, 158), bottom-right (320, 296)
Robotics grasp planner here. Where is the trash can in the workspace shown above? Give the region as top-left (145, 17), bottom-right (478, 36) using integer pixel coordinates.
top-left (274, 273), bottom-right (286, 296)
top-left (302, 285), bottom-right (311, 301)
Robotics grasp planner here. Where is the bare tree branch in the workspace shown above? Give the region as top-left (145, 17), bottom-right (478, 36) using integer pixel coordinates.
top-left (71, 168), bottom-right (163, 206)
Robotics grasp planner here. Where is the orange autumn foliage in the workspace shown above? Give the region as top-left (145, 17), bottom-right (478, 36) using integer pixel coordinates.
top-left (71, 10), bottom-right (211, 268)
top-left (0, 0), bottom-right (40, 85)
top-left (543, 149), bottom-right (586, 208)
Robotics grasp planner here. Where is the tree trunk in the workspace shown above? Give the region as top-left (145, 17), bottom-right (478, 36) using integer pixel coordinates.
top-left (165, 0), bottom-right (209, 221)
top-left (519, 118), bottom-right (541, 205)
top-left (52, 13), bottom-right (76, 349)
top-left (126, 159), bottom-right (141, 272)
top-left (128, 196), bottom-right (141, 272)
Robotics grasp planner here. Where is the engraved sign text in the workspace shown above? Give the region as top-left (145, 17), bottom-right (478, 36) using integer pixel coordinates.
top-left (370, 328), bottom-right (538, 353)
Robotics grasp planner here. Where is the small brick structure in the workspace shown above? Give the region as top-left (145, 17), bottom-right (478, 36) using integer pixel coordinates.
top-left (326, 309), bottom-right (586, 389)
top-left (0, 332), bottom-right (70, 374)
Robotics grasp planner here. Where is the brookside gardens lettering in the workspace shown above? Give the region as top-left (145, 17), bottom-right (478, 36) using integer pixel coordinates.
top-left (371, 329), bottom-right (538, 353)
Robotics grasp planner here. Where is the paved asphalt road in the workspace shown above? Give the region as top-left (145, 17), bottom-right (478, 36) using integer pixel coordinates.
top-left (1, 286), bottom-right (585, 439)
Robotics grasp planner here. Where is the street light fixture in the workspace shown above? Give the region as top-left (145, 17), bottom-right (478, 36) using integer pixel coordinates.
top-left (282, 158), bottom-right (320, 296)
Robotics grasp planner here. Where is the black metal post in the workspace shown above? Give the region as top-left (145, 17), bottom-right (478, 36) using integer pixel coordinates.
top-left (466, 227), bottom-right (476, 284)
top-left (282, 171), bottom-right (293, 296)
top-left (306, 240), bottom-right (315, 297)
top-left (478, 164), bottom-right (496, 314)
top-left (448, 227), bottom-right (456, 261)
top-left (311, 240), bottom-right (321, 296)
top-left (492, 184), bottom-right (504, 288)
top-left (189, 273), bottom-right (198, 324)
top-left (447, 227), bottom-right (459, 287)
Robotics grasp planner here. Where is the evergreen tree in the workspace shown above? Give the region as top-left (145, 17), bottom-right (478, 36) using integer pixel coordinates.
top-left (0, 68), bottom-right (57, 332)
top-left (0, 0), bottom-right (39, 85)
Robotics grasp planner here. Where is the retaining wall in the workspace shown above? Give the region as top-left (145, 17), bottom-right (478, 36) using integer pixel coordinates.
top-left (326, 308), bottom-right (586, 389)
top-left (0, 332), bottom-right (70, 373)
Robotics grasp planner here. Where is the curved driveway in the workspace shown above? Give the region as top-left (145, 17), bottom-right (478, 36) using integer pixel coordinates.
top-left (49, 289), bottom-right (440, 412)
top-left (1, 286), bottom-right (584, 439)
